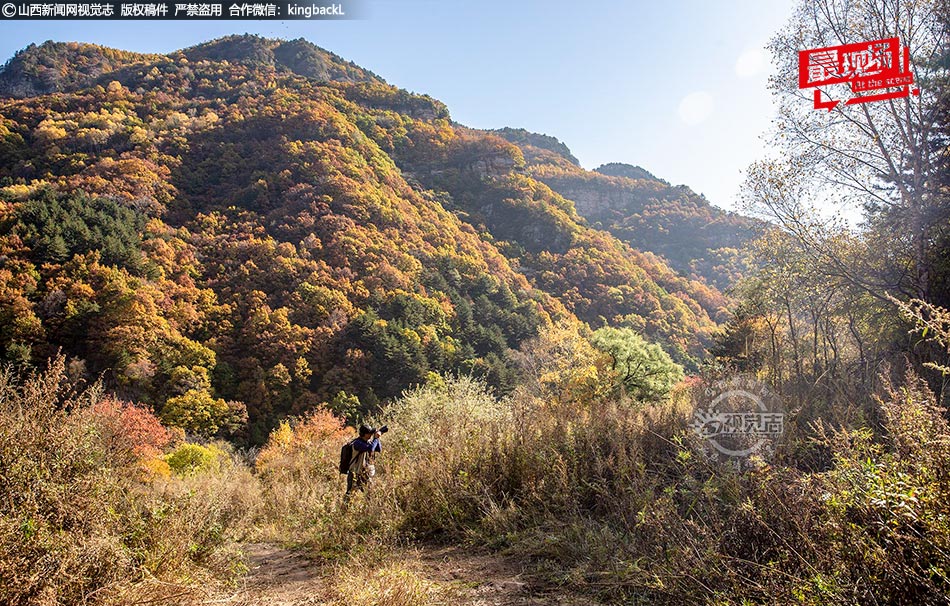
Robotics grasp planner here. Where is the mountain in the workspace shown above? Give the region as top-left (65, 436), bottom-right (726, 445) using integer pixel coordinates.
top-left (0, 41), bottom-right (163, 98)
top-left (387, 123), bottom-right (727, 352)
top-left (0, 35), bottom-right (742, 441)
top-left (0, 35), bottom-right (378, 98)
top-left (494, 132), bottom-right (763, 291)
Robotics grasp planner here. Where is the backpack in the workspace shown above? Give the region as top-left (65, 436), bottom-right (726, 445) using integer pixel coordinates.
top-left (339, 438), bottom-right (356, 474)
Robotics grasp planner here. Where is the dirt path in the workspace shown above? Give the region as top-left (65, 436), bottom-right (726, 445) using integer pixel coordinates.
top-left (222, 543), bottom-right (327, 606)
top-left (214, 542), bottom-right (600, 606)
top-left (413, 545), bottom-right (597, 606)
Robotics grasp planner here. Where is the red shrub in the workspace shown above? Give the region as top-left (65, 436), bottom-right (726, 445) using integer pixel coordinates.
top-left (89, 397), bottom-right (174, 460)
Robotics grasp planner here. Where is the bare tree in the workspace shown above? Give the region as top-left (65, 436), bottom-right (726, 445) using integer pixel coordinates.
top-left (746, 0), bottom-right (949, 300)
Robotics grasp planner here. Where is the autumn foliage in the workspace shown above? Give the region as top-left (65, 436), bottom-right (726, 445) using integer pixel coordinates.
top-left (89, 396), bottom-right (174, 459)
top-left (0, 36), bottom-right (734, 442)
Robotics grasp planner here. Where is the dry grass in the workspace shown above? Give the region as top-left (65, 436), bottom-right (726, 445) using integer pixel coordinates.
top-left (0, 357), bottom-right (256, 605)
top-left (3, 358), bottom-right (949, 605)
top-left (326, 558), bottom-right (464, 606)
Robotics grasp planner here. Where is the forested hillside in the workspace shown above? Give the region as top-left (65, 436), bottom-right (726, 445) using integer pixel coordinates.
top-left (493, 128), bottom-right (762, 291)
top-left (0, 35), bottom-right (728, 442)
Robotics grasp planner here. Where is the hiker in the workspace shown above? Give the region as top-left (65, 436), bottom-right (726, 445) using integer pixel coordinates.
top-left (345, 424), bottom-right (382, 495)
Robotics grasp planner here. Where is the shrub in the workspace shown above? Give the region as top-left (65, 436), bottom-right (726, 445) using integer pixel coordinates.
top-left (0, 358), bottom-right (131, 605)
top-left (379, 375), bottom-right (516, 536)
top-left (89, 396), bottom-right (174, 460)
top-left (255, 406), bottom-right (350, 475)
top-left (0, 357), bottom-right (256, 605)
top-left (139, 456), bottom-right (172, 482)
top-left (164, 442), bottom-right (227, 476)
top-left (253, 407), bottom-right (371, 553)
top-left (499, 367), bottom-right (950, 605)
top-left (590, 326), bottom-right (684, 401)
top-left (363, 373), bottom-right (692, 542)
top-left (0, 353), bottom-right (921, 606)
top-left (160, 389), bottom-right (233, 437)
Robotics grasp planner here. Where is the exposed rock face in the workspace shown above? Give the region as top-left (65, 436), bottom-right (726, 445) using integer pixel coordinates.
top-left (553, 181), bottom-right (705, 221)
top-left (471, 154), bottom-right (518, 179)
top-left (557, 186), bottom-right (632, 218)
top-left (527, 169), bottom-right (762, 292)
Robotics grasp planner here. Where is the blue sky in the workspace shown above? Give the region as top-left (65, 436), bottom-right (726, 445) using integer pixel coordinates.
top-left (0, 0), bottom-right (798, 211)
